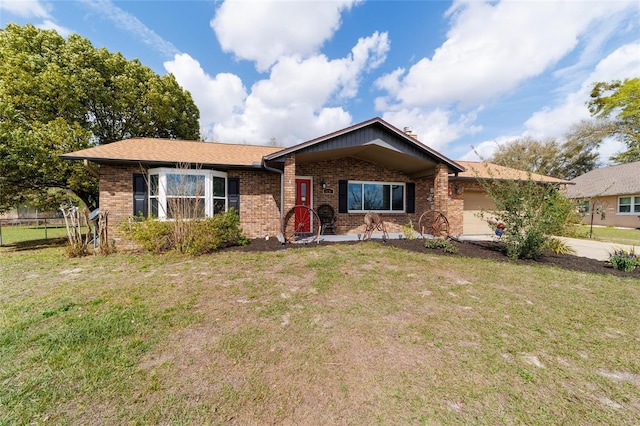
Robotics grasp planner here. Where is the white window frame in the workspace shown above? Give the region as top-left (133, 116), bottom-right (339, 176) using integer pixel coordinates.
top-left (347, 180), bottom-right (405, 213)
top-left (148, 168), bottom-right (228, 219)
top-left (617, 195), bottom-right (640, 215)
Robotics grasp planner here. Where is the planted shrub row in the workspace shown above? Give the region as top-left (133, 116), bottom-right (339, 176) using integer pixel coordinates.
top-left (124, 209), bottom-right (248, 255)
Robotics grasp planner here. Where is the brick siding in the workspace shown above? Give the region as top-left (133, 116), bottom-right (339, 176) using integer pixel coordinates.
top-left (99, 164), bottom-right (282, 246)
top-left (99, 156), bottom-right (467, 248)
top-left (296, 157), bottom-right (458, 235)
top-left (99, 164), bottom-right (142, 247)
top-left (228, 170), bottom-right (281, 238)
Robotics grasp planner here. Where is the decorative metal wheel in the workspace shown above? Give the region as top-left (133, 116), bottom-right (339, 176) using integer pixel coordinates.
top-left (283, 205), bottom-right (321, 243)
top-left (418, 210), bottom-right (450, 239)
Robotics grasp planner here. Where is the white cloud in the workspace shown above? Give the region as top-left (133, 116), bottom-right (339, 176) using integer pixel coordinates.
top-left (211, 103), bottom-right (353, 146)
top-left (459, 41), bottom-right (639, 163)
top-left (167, 31), bottom-right (388, 146)
top-left (78, 0), bottom-right (180, 58)
top-left (37, 19), bottom-right (72, 37)
top-left (373, 0), bottom-right (638, 161)
top-left (375, 0), bottom-right (635, 109)
top-left (597, 137), bottom-right (626, 164)
top-left (523, 42), bottom-right (639, 163)
top-left (382, 108), bottom-right (482, 152)
top-left (0, 0), bottom-right (51, 18)
top-left (1, 0), bottom-right (71, 37)
top-left (526, 42), bottom-right (640, 137)
top-left (460, 137), bottom-right (511, 162)
top-left (250, 32), bottom-right (389, 110)
top-left (211, 0), bottom-right (360, 72)
top-left (164, 53), bottom-right (248, 134)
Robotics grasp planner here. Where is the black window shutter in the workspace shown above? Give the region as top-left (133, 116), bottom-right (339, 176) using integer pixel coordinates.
top-left (132, 174), bottom-right (148, 218)
top-left (406, 182), bottom-right (415, 213)
top-left (338, 180), bottom-right (348, 213)
top-left (228, 177), bottom-right (240, 214)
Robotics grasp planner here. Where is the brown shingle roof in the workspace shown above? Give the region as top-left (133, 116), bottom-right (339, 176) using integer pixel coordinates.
top-left (61, 138), bottom-right (282, 167)
top-left (453, 161), bottom-right (570, 184)
top-left (565, 161), bottom-right (640, 198)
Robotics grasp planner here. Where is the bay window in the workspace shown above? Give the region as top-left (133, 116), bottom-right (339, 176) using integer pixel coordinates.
top-left (148, 168), bottom-right (228, 219)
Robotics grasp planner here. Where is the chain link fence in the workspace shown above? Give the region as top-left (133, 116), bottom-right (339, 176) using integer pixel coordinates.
top-left (0, 217), bottom-right (69, 246)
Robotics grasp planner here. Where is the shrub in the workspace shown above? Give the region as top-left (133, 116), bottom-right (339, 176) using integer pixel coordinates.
top-left (123, 209), bottom-right (248, 255)
top-left (479, 172), bottom-right (578, 260)
top-left (185, 210), bottom-right (248, 255)
top-left (402, 220), bottom-right (417, 240)
top-left (544, 237), bottom-right (576, 255)
top-left (124, 217), bottom-right (173, 253)
top-left (609, 248), bottom-right (637, 272)
top-left (424, 238), bottom-right (459, 254)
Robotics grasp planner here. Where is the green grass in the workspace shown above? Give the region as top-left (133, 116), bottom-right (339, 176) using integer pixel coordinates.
top-left (1, 243), bottom-right (639, 425)
top-left (575, 224), bottom-right (640, 246)
top-left (0, 225), bottom-right (77, 246)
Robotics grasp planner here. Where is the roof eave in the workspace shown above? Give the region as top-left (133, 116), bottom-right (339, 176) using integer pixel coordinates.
top-left (59, 155), bottom-right (265, 170)
top-left (451, 175), bottom-right (572, 185)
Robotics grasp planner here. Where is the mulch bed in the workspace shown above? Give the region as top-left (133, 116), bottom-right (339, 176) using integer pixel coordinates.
top-left (224, 237), bottom-right (640, 278)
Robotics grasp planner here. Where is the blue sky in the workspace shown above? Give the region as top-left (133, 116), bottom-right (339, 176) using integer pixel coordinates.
top-left (1, 0), bottom-right (638, 163)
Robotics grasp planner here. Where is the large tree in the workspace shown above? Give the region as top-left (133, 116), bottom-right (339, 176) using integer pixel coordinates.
top-left (588, 77), bottom-right (640, 164)
top-left (490, 134), bottom-right (600, 180)
top-left (0, 23), bottom-right (200, 211)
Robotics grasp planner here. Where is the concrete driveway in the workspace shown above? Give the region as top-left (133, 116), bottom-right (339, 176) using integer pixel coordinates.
top-left (460, 235), bottom-right (637, 261)
top-left (558, 237), bottom-right (637, 261)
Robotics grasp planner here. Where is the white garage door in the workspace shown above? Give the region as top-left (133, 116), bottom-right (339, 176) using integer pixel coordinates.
top-left (463, 191), bottom-right (495, 235)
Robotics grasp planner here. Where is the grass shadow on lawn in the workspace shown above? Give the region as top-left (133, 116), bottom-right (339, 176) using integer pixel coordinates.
top-left (0, 237), bottom-right (67, 252)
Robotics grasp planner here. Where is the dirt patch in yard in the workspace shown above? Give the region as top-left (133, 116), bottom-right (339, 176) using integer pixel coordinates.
top-left (224, 237), bottom-right (640, 278)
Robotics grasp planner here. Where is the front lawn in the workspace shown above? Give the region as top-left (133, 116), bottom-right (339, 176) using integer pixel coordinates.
top-left (1, 244), bottom-right (638, 424)
top-left (0, 225), bottom-right (72, 246)
top-left (575, 224), bottom-right (640, 246)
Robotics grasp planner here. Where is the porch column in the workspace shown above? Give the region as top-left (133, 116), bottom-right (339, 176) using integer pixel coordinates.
top-left (433, 163), bottom-right (449, 215)
top-left (283, 154), bottom-right (296, 217)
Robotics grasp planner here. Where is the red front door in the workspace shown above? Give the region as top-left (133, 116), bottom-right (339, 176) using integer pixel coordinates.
top-left (295, 178), bottom-right (311, 232)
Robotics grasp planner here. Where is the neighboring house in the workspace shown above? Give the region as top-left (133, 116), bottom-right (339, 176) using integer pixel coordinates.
top-left (61, 117), bottom-right (568, 246)
top-left (565, 161), bottom-right (640, 229)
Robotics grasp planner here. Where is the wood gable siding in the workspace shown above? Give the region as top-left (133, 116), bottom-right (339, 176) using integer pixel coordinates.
top-left (295, 125), bottom-right (437, 162)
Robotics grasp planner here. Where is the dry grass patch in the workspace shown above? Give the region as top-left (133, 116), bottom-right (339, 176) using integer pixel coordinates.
top-left (1, 243), bottom-right (639, 424)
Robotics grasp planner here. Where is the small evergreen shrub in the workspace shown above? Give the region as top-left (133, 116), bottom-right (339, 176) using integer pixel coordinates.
top-left (424, 238), bottom-right (459, 254)
top-left (185, 210), bottom-right (248, 255)
top-left (609, 248), bottom-right (637, 272)
top-left (124, 218), bottom-right (173, 253)
top-left (123, 209), bottom-right (248, 255)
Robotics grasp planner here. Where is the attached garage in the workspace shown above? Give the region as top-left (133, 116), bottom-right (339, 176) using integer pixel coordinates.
top-left (452, 161), bottom-right (571, 237)
top-left (463, 191), bottom-right (495, 235)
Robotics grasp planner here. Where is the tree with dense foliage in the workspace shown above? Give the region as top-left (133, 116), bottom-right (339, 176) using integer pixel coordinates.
top-left (479, 174), bottom-right (580, 260)
top-left (490, 134), bottom-right (600, 180)
top-left (0, 23), bottom-right (200, 211)
top-left (588, 77), bottom-right (640, 164)
top-left (491, 137), bottom-right (561, 177)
